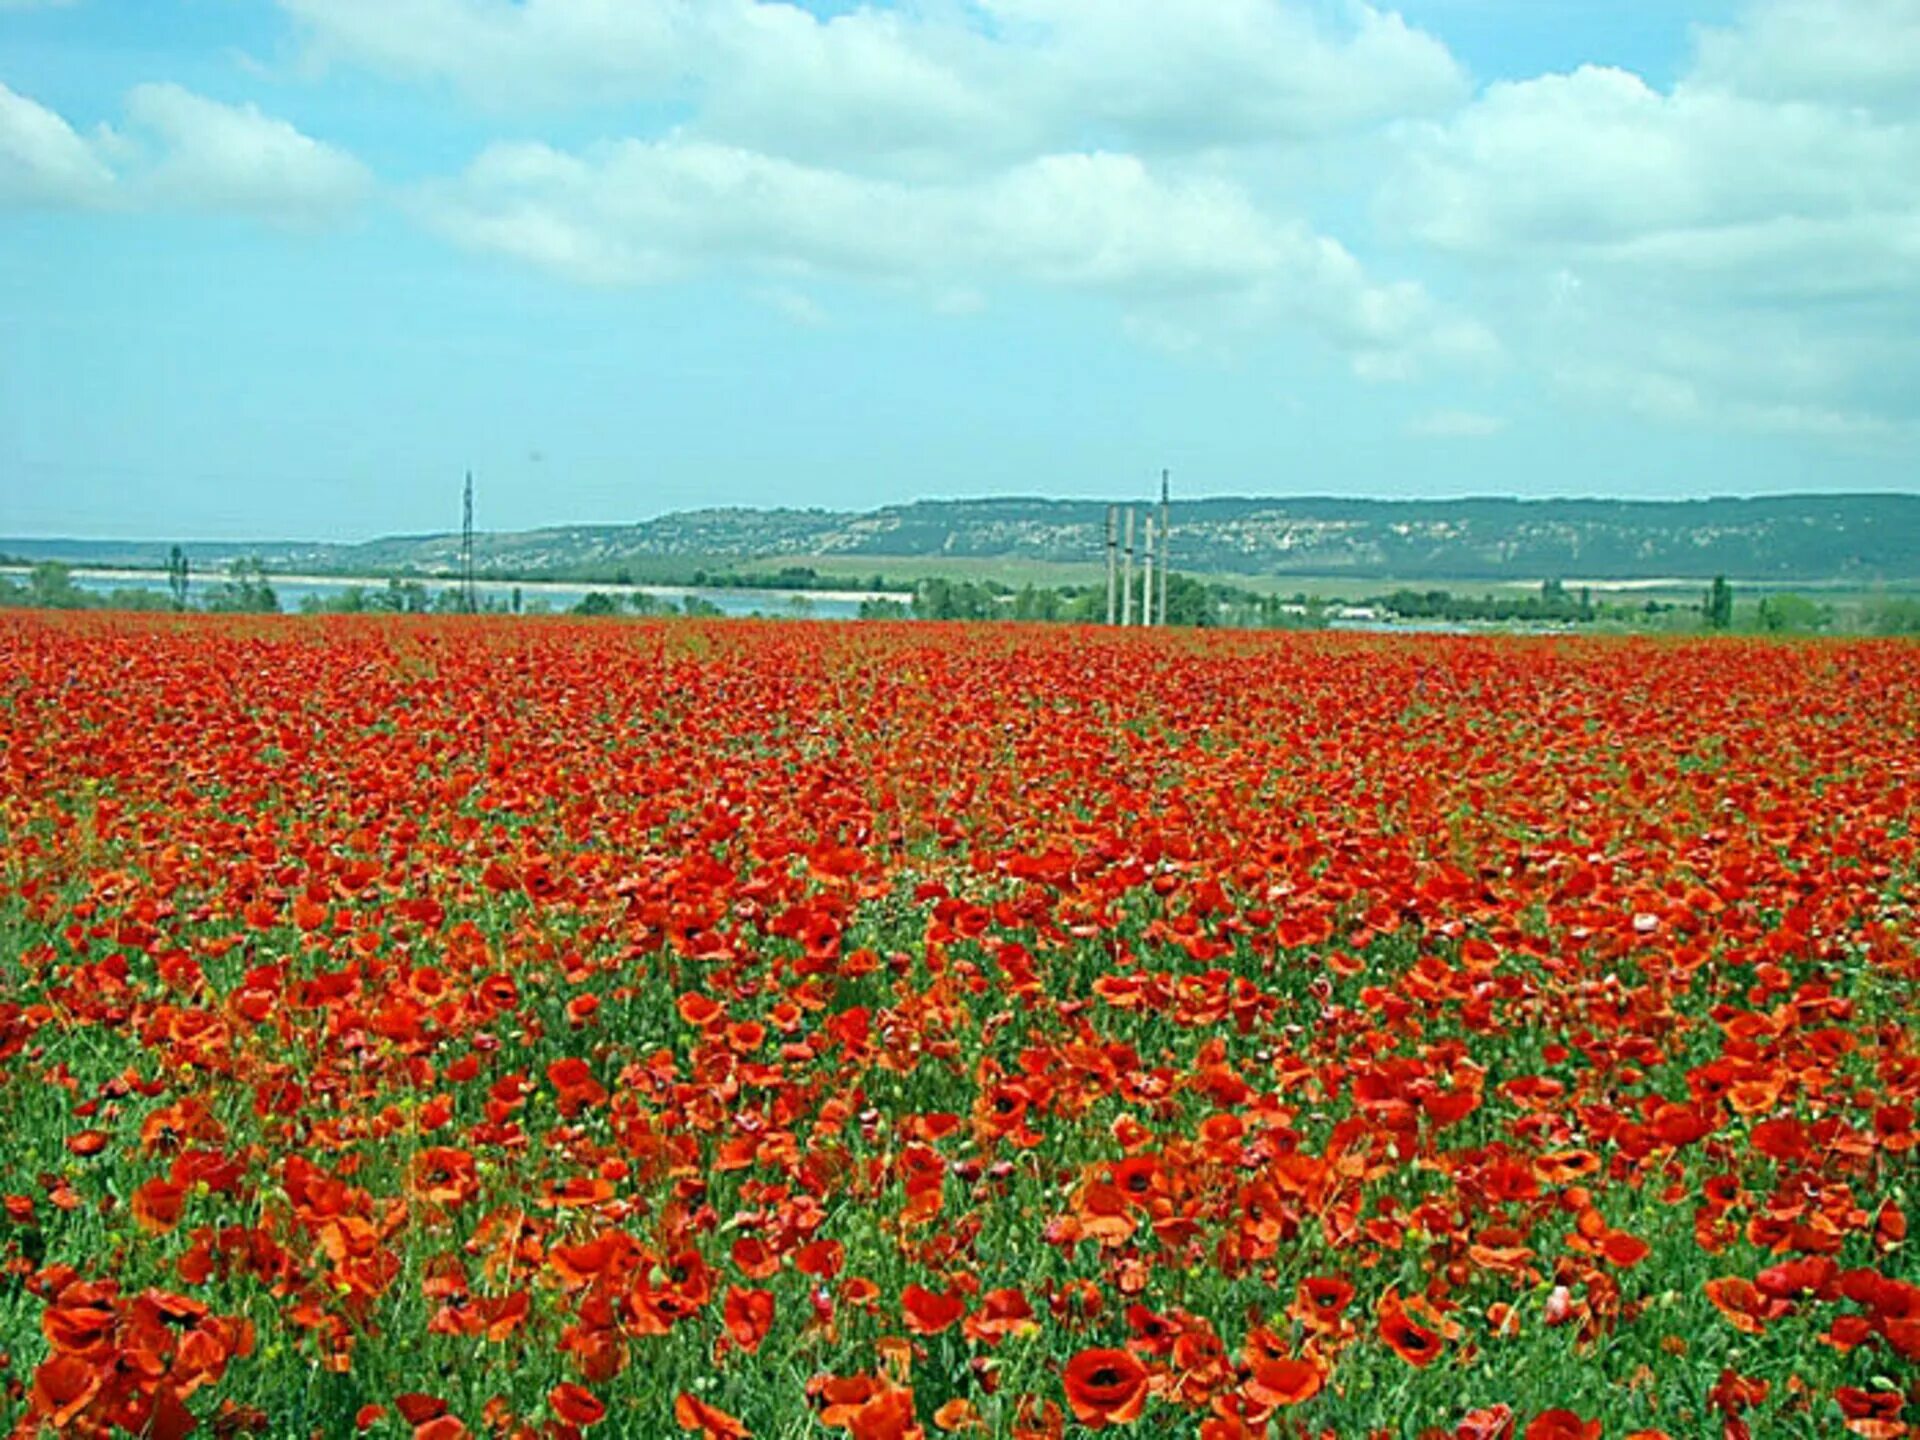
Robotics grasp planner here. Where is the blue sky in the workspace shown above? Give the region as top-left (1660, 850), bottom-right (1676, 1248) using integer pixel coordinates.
top-left (2, 0), bottom-right (1916, 540)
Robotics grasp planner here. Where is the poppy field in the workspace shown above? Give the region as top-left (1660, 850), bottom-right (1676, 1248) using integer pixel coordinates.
top-left (1, 613), bottom-right (1915, 1440)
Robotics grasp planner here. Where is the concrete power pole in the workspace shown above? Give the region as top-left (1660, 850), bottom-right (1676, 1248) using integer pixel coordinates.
top-left (1106, 506), bottom-right (1118, 626)
top-left (1122, 509), bottom-right (1136, 627)
top-left (1142, 517), bottom-right (1156, 628)
top-left (1158, 469), bottom-right (1170, 626)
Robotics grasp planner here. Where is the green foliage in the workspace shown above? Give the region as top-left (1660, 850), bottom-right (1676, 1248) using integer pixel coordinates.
top-left (911, 577), bottom-right (998, 621)
top-left (1755, 593), bottom-right (1830, 633)
top-left (100, 587), bottom-right (173, 612)
top-left (1704, 575), bottom-right (1734, 631)
top-left (167, 545), bottom-right (191, 611)
top-left (1009, 584), bottom-right (1062, 622)
top-left (27, 562), bottom-right (87, 610)
top-left (1863, 595), bottom-right (1920, 634)
top-left (570, 591), bottom-right (620, 617)
top-left (1373, 584), bottom-right (1587, 625)
top-left (204, 559), bottom-right (280, 614)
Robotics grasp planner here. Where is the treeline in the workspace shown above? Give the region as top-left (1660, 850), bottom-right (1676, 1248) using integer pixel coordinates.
top-left (10, 557), bottom-right (1920, 634)
top-left (1375, 579), bottom-right (1594, 624)
top-left (889, 574), bottom-right (1920, 634)
top-left (885, 575), bottom-right (1324, 628)
top-left (437, 561), bottom-right (899, 594)
top-left (0, 560), bottom-right (281, 614)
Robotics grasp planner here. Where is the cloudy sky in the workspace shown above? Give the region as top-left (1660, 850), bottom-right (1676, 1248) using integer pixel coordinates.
top-left (3, 0), bottom-right (1917, 539)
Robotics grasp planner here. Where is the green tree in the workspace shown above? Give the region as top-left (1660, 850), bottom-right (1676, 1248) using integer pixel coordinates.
top-left (1010, 584), bottom-right (1061, 622)
top-left (1863, 596), bottom-right (1920, 634)
top-left (1756, 593), bottom-right (1829, 633)
top-left (571, 592), bottom-right (619, 616)
top-left (167, 546), bottom-right (191, 610)
top-left (27, 562), bottom-right (87, 609)
top-left (1704, 575), bottom-right (1734, 631)
top-left (1162, 573), bottom-right (1216, 628)
top-left (205, 559), bottom-right (279, 613)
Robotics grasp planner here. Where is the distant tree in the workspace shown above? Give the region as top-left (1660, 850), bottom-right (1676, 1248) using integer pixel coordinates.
top-left (1162, 573), bottom-right (1217, 628)
top-left (167, 546), bottom-right (191, 610)
top-left (1010, 584), bottom-right (1061, 622)
top-left (205, 559), bottom-right (279, 613)
top-left (1704, 575), bottom-right (1734, 631)
top-left (103, 587), bottom-right (172, 612)
top-left (1864, 596), bottom-right (1920, 635)
top-left (362, 578), bottom-right (430, 614)
top-left (913, 578), bottom-right (994, 621)
top-left (858, 598), bottom-right (910, 620)
top-left (572, 592), bottom-right (619, 617)
top-left (28, 563), bottom-right (86, 610)
top-left (681, 596), bottom-right (724, 618)
top-left (1756, 593), bottom-right (1829, 633)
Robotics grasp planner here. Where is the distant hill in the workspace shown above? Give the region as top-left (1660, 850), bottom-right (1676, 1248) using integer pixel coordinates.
top-left (11, 493), bottom-right (1920, 583)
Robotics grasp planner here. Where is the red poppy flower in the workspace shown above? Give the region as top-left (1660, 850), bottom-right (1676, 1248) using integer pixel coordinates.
top-left (31, 1355), bottom-right (101, 1427)
top-left (1455, 1406), bottom-right (1516, 1440)
top-left (675, 1393), bottom-right (750, 1439)
top-left (1524, 1411), bottom-right (1600, 1440)
top-left (901, 1283), bottom-right (965, 1335)
top-left (724, 1286), bottom-right (774, 1353)
top-left (550, 1384), bottom-right (606, 1427)
top-left (1243, 1356), bottom-right (1325, 1408)
top-left (131, 1178), bottom-right (187, 1235)
top-left (1290, 1275), bottom-right (1355, 1332)
top-left (1378, 1293), bottom-right (1446, 1368)
top-left (1062, 1348), bottom-right (1149, 1428)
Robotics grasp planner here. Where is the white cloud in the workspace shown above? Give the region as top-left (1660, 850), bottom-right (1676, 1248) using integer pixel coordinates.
top-left (280, 0), bottom-right (1467, 167)
top-left (268, 1), bottom-right (1480, 373)
top-left (0, 80), bottom-right (370, 225)
top-left (1380, 1), bottom-right (1920, 445)
top-left (1693, 0), bottom-right (1920, 115)
top-left (976, 0), bottom-right (1466, 150)
top-left (280, 0), bottom-right (694, 109)
top-left (419, 135), bottom-right (1482, 376)
top-left (0, 81), bottom-right (116, 208)
top-left (124, 84), bottom-right (371, 224)
top-left (1391, 66), bottom-right (1920, 261)
top-left (417, 139), bottom-right (1282, 291)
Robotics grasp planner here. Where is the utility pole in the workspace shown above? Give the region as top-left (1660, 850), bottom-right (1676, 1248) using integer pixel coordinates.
top-left (461, 471), bottom-right (477, 615)
top-left (1158, 469), bottom-right (1170, 627)
top-left (1106, 506), bottom-right (1118, 626)
top-left (1122, 509), bottom-right (1136, 627)
top-left (1142, 516), bottom-right (1155, 629)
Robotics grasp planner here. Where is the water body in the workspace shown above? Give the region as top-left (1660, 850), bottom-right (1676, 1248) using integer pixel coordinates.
top-left (17, 568), bottom-right (909, 621)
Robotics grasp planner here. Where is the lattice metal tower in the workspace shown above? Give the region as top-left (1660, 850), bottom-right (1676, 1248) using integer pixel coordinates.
top-left (461, 471), bottom-right (477, 614)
